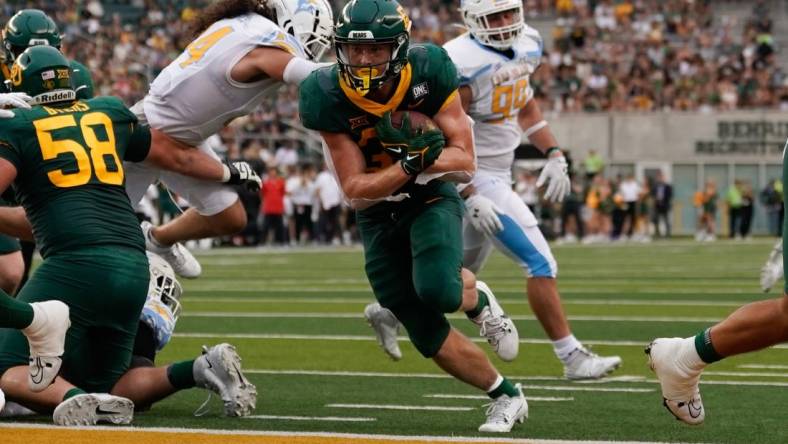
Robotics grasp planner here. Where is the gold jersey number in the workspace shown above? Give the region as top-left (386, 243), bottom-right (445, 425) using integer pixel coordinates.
top-left (33, 112), bottom-right (124, 188)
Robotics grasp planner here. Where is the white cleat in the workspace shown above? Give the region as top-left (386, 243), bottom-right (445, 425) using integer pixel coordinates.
top-left (471, 281), bottom-right (519, 361)
top-left (194, 343), bottom-right (257, 417)
top-left (52, 393), bottom-right (134, 426)
top-left (564, 346), bottom-right (622, 380)
top-left (646, 338), bottom-right (705, 425)
top-left (478, 383), bottom-right (528, 433)
top-left (141, 221), bottom-right (202, 278)
top-left (363, 302), bottom-right (402, 361)
top-left (22, 301), bottom-right (71, 392)
top-left (759, 241), bottom-right (783, 293)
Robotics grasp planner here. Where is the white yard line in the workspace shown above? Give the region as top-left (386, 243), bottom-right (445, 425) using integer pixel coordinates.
top-left (425, 394), bottom-right (574, 402)
top-left (242, 368), bottom-right (788, 388)
top-left (187, 296), bottom-right (744, 307)
top-left (703, 371), bottom-right (788, 378)
top-left (738, 364), bottom-right (788, 370)
top-left (326, 403), bottom-right (474, 412)
top-left (182, 311), bottom-right (722, 323)
top-left (242, 414), bottom-right (376, 422)
top-left (172, 332), bottom-right (788, 349)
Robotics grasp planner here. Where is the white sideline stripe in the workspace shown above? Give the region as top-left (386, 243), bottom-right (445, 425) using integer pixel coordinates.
top-left (172, 332), bottom-right (788, 350)
top-left (189, 296), bottom-right (745, 307)
top-left (704, 371), bottom-right (788, 378)
top-left (739, 364), bottom-right (788, 369)
top-left (0, 423), bottom-right (720, 444)
top-left (243, 414), bottom-right (376, 422)
top-left (183, 311), bottom-right (722, 323)
top-left (187, 286), bottom-right (762, 294)
top-left (425, 394), bottom-right (574, 402)
top-left (327, 403), bottom-right (474, 412)
top-left (245, 368), bottom-right (788, 388)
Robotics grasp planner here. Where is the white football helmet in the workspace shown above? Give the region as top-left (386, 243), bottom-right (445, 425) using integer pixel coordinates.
top-left (460, 0), bottom-right (525, 50)
top-left (141, 252), bottom-right (183, 351)
top-left (268, 0), bottom-right (334, 60)
top-left (147, 252), bottom-right (183, 320)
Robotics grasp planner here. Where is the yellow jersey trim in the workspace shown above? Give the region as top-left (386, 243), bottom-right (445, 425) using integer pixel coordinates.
top-left (438, 89), bottom-right (459, 114)
top-left (339, 63), bottom-right (412, 117)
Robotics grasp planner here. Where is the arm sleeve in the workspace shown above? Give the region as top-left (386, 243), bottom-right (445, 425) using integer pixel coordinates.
top-left (124, 123), bottom-right (152, 162)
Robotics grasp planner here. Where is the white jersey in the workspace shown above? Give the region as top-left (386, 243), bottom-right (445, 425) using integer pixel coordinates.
top-left (141, 13), bottom-right (306, 145)
top-left (444, 27), bottom-right (542, 179)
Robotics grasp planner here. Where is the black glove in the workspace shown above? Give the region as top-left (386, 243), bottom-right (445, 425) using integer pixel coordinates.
top-left (223, 161), bottom-right (262, 191)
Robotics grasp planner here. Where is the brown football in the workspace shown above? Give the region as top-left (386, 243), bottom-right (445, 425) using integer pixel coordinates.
top-left (389, 110), bottom-right (437, 135)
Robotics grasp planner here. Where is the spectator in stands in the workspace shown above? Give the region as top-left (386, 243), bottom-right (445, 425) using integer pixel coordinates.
top-left (260, 167), bottom-right (287, 246)
top-left (651, 170), bottom-right (673, 238)
top-left (559, 178), bottom-right (585, 243)
top-left (695, 180), bottom-right (718, 242)
top-left (739, 180), bottom-right (755, 240)
top-left (286, 164), bottom-right (317, 245)
top-left (314, 163), bottom-right (342, 245)
top-left (761, 178), bottom-right (784, 237)
top-left (583, 149), bottom-right (604, 184)
top-left (618, 174), bottom-right (641, 239)
top-left (725, 180), bottom-right (743, 239)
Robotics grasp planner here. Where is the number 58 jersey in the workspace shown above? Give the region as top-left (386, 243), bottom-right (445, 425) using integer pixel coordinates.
top-left (0, 97), bottom-right (151, 258)
top-left (443, 26), bottom-right (543, 178)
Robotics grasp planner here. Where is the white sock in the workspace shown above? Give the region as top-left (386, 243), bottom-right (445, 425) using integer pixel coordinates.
top-left (679, 336), bottom-right (707, 373)
top-left (146, 227), bottom-right (168, 249)
top-left (485, 374), bottom-right (504, 393)
top-left (553, 334), bottom-right (582, 364)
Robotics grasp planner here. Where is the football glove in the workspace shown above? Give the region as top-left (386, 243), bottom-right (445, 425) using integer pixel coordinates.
top-left (375, 112), bottom-right (445, 176)
top-left (536, 150), bottom-right (571, 203)
top-left (0, 92), bottom-right (32, 119)
top-left (222, 161), bottom-right (262, 192)
top-left (465, 194), bottom-right (504, 236)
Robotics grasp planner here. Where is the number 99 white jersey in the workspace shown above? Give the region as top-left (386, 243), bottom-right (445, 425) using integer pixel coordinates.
top-left (443, 25), bottom-right (542, 178)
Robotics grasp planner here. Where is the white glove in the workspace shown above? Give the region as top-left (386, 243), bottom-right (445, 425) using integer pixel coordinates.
top-left (0, 93), bottom-right (33, 119)
top-left (465, 194), bottom-right (504, 236)
top-left (536, 152), bottom-right (571, 203)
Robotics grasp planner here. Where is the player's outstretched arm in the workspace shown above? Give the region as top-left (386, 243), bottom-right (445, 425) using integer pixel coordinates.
top-left (233, 46), bottom-right (322, 86)
top-left (519, 99), bottom-right (570, 202)
top-left (144, 129), bottom-right (261, 191)
top-left (321, 131), bottom-right (410, 201)
top-left (427, 92), bottom-right (475, 181)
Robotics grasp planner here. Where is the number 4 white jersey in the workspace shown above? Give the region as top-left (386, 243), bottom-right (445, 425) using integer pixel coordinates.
top-left (443, 26), bottom-right (542, 178)
top-left (141, 13), bottom-right (306, 145)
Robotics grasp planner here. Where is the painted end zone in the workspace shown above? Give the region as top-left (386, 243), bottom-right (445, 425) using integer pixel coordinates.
top-left (0, 425), bottom-right (683, 444)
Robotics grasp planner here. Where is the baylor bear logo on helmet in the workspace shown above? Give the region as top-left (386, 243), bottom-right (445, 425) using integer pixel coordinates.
top-left (9, 46), bottom-right (75, 106)
top-left (334, 0), bottom-right (411, 93)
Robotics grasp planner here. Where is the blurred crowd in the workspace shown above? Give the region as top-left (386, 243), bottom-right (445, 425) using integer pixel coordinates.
top-left (518, 150), bottom-right (785, 245)
top-left (2, 1), bottom-right (785, 245)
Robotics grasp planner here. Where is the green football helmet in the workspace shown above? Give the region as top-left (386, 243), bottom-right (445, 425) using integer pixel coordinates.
top-left (334, 0), bottom-right (411, 93)
top-left (8, 46), bottom-right (75, 106)
top-left (2, 9), bottom-right (62, 63)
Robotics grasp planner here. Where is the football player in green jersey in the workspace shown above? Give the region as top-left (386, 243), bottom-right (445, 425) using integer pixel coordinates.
top-left (299, 0), bottom-right (526, 433)
top-left (0, 46), bottom-right (256, 425)
top-left (0, 9), bottom-right (95, 296)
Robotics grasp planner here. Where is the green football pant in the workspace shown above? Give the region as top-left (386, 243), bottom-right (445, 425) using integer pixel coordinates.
top-left (358, 186), bottom-right (465, 358)
top-left (0, 247), bottom-right (149, 393)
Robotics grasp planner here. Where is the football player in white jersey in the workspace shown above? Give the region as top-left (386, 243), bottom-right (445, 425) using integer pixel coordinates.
top-left (365, 0), bottom-right (622, 380)
top-left (126, 0), bottom-right (333, 277)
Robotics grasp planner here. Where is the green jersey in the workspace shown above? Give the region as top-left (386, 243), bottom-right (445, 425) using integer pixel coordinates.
top-left (0, 96), bottom-right (151, 258)
top-left (299, 43), bottom-right (459, 196)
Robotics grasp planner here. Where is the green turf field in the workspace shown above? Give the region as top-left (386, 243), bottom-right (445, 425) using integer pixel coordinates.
top-left (8, 239), bottom-right (788, 443)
